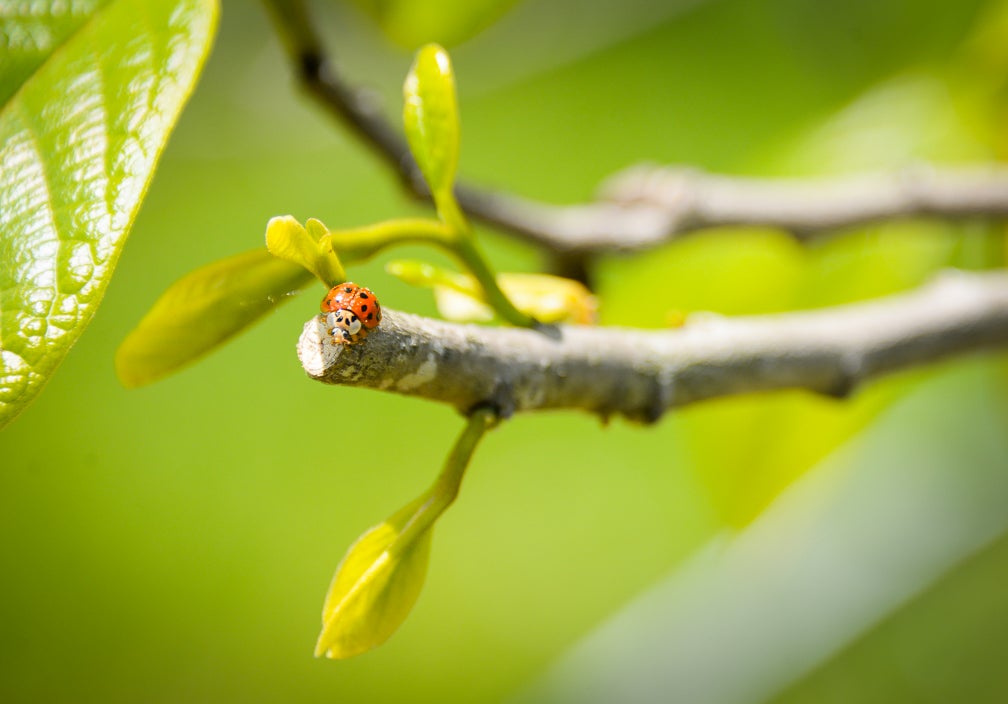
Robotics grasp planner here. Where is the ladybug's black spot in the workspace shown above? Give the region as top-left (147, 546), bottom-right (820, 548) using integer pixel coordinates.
top-left (359, 292), bottom-right (368, 299)
top-left (344, 286), bottom-right (353, 292)
top-left (366, 313), bottom-right (373, 320)
top-left (360, 304), bottom-right (368, 312)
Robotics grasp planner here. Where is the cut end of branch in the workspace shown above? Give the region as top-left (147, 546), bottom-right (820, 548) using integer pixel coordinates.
top-left (298, 316), bottom-right (343, 378)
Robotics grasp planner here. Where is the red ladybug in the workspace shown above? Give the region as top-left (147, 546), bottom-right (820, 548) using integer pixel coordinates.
top-left (321, 282), bottom-right (382, 345)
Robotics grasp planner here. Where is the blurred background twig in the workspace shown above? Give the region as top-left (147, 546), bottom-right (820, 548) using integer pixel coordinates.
top-left (267, 1), bottom-right (1008, 258)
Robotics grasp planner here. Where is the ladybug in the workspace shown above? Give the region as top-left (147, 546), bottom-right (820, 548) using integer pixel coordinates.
top-left (321, 282), bottom-right (382, 345)
top-left (325, 308), bottom-right (364, 344)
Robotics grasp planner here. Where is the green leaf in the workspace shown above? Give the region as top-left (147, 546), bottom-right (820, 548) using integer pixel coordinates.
top-left (316, 408), bottom-right (497, 659)
top-left (265, 215), bottom-right (345, 286)
top-left (315, 495), bottom-right (434, 660)
top-left (345, 0), bottom-right (520, 48)
top-left (403, 43), bottom-right (460, 202)
top-left (115, 249), bottom-right (311, 388)
top-left (525, 358), bottom-right (1008, 703)
top-left (0, 0), bottom-right (219, 428)
top-left (385, 259), bottom-right (481, 295)
top-left (0, 0), bottom-right (106, 106)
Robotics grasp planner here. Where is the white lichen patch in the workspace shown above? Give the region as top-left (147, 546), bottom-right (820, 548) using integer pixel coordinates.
top-left (395, 354), bottom-right (438, 391)
top-left (298, 317), bottom-right (342, 377)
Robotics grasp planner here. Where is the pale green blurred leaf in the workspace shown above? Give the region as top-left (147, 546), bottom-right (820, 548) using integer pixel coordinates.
top-left (773, 521), bottom-right (1008, 703)
top-left (525, 357), bottom-right (1008, 704)
top-left (767, 73), bottom-right (988, 175)
top-left (316, 495), bottom-right (433, 659)
top-left (388, 260), bottom-right (597, 324)
top-left (403, 44), bottom-right (460, 202)
top-left (348, 0), bottom-right (521, 48)
top-left (386, 259), bottom-right (478, 293)
top-left (0, 0), bottom-right (218, 428)
top-left (115, 249), bottom-right (311, 388)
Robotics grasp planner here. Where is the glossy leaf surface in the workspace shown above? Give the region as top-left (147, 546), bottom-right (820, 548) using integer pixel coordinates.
top-left (0, 0), bottom-right (106, 105)
top-left (115, 249), bottom-right (311, 388)
top-left (0, 0), bottom-right (218, 427)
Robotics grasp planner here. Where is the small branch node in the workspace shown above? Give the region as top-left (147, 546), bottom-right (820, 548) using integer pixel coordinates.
top-left (298, 50), bottom-right (323, 80)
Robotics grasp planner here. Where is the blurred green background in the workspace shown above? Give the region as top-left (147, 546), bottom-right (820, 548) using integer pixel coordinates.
top-left (3, 0), bottom-right (1008, 701)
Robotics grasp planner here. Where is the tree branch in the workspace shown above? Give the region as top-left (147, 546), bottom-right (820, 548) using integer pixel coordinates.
top-left (297, 270), bottom-right (1008, 422)
top-left (596, 163), bottom-right (1008, 247)
top-left (271, 10), bottom-right (1008, 256)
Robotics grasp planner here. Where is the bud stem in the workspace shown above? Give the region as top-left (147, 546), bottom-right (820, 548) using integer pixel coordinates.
top-left (391, 407), bottom-right (498, 555)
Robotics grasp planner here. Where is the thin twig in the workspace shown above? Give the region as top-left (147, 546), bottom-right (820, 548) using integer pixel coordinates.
top-left (298, 270), bottom-right (1008, 422)
top-left (271, 8), bottom-right (1008, 255)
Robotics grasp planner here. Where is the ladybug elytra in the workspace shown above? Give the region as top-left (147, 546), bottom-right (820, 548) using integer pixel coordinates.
top-left (321, 282), bottom-right (382, 345)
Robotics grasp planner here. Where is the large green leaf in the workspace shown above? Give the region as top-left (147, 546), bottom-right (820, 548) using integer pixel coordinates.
top-left (0, 0), bottom-right (107, 105)
top-left (0, 0), bottom-right (218, 428)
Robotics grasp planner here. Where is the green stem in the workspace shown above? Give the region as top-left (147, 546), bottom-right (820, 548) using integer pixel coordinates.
top-left (390, 407), bottom-right (498, 555)
top-left (330, 218), bottom-right (454, 263)
top-left (437, 190), bottom-right (536, 326)
top-left (313, 235), bottom-right (346, 285)
top-left (435, 188), bottom-right (468, 236)
top-left (331, 209), bottom-right (534, 326)
top-left (453, 237), bottom-right (537, 327)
